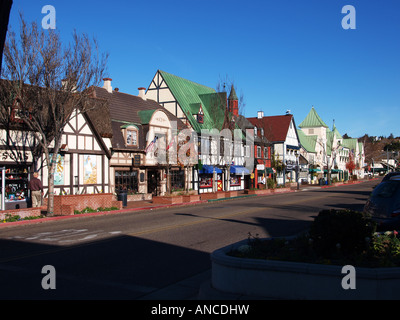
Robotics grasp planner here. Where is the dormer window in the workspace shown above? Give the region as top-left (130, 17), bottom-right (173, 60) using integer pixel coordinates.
top-left (197, 105), bottom-right (204, 124)
top-left (126, 128), bottom-right (138, 146)
top-left (121, 124), bottom-right (139, 147)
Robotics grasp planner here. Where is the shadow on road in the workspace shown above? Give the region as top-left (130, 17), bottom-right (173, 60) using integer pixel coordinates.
top-left (0, 234), bottom-right (210, 300)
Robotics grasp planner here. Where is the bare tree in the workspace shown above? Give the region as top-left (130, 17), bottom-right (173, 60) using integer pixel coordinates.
top-left (0, 14), bottom-right (108, 216)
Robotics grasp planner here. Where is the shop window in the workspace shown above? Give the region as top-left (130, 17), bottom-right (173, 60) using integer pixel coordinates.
top-left (199, 174), bottom-right (213, 188)
top-left (230, 175), bottom-right (241, 186)
top-left (170, 169), bottom-right (185, 191)
top-left (2, 165), bottom-right (29, 210)
top-left (115, 170), bottom-right (138, 193)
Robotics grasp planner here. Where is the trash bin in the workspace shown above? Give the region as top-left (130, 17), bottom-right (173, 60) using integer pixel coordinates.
top-left (319, 178), bottom-right (325, 186)
top-left (117, 191), bottom-right (127, 207)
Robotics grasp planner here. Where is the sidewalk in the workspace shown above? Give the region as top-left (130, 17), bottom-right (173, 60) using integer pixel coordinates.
top-left (1, 179), bottom-right (378, 228)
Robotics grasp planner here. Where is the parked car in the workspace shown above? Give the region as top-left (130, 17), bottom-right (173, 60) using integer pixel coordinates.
top-left (364, 176), bottom-right (400, 230)
top-left (382, 171), bottom-right (400, 182)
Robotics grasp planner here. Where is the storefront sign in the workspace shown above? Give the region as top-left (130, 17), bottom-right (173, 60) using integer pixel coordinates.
top-left (0, 150), bottom-right (31, 163)
top-left (256, 164), bottom-right (265, 171)
top-left (132, 155), bottom-right (141, 167)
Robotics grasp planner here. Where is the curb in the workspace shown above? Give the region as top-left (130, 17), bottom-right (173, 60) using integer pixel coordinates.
top-left (0, 200), bottom-right (209, 228)
top-left (0, 179), bottom-right (378, 228)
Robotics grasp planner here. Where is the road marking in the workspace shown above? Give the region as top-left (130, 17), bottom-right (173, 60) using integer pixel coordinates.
top-left (6, 229), bottom-right (122, 245)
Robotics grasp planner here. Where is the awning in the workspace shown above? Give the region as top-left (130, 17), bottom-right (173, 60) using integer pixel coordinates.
top-left (309, 168), bottom-right (321, 172)
top-left (199, 165), bottom-right (222, 174)
top-left (230, 165), bottom-right (250, 175)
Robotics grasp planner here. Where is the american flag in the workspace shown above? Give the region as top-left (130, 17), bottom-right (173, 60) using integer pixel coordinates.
top-left (166, 138), bottom-right (175, 151)
top-left (145, 136), bottom-right (158, 153)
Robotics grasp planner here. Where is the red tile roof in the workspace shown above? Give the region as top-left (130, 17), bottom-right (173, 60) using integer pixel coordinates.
top-left (247, 114), bottom-right (293, 142)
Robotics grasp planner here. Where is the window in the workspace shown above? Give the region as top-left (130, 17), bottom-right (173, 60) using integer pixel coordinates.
top-left (264, 147), bottom-right (268, 159)
top-left (126, 128), bottom-right (138, 146)
top-left (170, 169), bottom-right (185, 191)
top-left (257, 146), bottom-right (261, 158)
top-left (309, 128), bottom-right (314, 134)
top-left (115, 170), bottom-right (138, 193)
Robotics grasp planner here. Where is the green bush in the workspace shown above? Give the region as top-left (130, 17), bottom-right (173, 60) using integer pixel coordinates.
top-left (266, 178), bottom-right (275, 189)
top-left (309, 209), bottom-right (376, 258)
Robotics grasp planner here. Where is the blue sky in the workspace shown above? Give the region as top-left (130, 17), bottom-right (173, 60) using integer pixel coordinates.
top-left (6, 0), bottom-right (400, 138)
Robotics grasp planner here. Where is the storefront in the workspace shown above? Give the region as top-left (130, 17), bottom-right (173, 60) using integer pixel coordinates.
top-left (0, 148), bottom-right (33, 210)
top-left (198, 165), bottom-right (222, 193)
top-left (229, 165), bottom-right (250, 190)
top-left (0, 164), bottom-right (30, 210)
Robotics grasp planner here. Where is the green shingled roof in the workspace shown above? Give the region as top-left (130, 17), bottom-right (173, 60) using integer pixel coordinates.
top-left (297, 129), bottom-right (317, 153)
top-left (138, 109), bottom-right (157, 124)
top-left (341, 138), bottom-right (358, 152)
top-left (299, 107), bottom-right (329, 128)
top-left (159, 70), bottom-right (235, 133)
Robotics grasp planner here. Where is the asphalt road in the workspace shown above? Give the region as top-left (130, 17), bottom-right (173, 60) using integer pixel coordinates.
top-left (0, 180), bottom-right (378, 300)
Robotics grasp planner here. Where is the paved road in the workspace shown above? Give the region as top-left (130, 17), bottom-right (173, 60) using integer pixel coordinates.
top-left (0, 180), bottom-right (378, 300)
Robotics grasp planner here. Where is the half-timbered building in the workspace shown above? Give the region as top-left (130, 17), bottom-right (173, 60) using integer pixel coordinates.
top-left (145, 70), bottom-right (251, 193)
top-left (92, 79), bottom-right (188, 196)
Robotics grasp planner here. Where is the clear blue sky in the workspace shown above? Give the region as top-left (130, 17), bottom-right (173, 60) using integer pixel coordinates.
top-left (6, 0), bottom-right (400, 138)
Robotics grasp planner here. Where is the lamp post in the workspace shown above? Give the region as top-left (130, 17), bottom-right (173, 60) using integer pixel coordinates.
top-left (295, 151), bottom-right (300, 190)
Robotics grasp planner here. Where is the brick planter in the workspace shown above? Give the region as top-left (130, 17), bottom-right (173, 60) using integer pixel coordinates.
top-left (182, 194), bottom-right (200, 202)
top-left (0, 206), bottom-right (45, 220)
top-left (200, 192), bottom-right (227, 201)
top-left (152, 195), bottom-right (183, 204)
top-left (126, 193), bottom-right (152, 201)
top-left (53, 193), bottom-right (123, 216)
top-left (225, 191), bottom-right (238, 197)
top-left (244, 189), bottom-right (274, 195)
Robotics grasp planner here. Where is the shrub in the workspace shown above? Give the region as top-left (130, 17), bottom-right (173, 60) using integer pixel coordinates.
top-left (309, 209), bottom-right (376, 258)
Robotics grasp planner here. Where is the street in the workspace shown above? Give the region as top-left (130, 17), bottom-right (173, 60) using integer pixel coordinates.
top-left (0, 180), bottom-right (378, 300)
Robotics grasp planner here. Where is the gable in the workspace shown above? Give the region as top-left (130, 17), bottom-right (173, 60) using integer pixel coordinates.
top-left (62, 109), bottom-right (110, 156)
top-left (299, 107), bottom-right (328, 128)
top-left (147, 70), bottom-right (231, 133)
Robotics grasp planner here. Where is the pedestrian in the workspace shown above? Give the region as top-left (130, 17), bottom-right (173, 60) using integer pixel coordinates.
top-left (29, 172), bottom-right (43, 207)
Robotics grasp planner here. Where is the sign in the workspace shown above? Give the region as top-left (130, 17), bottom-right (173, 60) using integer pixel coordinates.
top-left (132, 155), bottom-right (141, 167)
top-left (0, 150), bottom-right (32, 163)
top-left (256, 164), bottom-right (265, 171)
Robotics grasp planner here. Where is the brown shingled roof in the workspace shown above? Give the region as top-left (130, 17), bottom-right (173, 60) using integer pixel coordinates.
top-left (92, 86), bottom-right (186, 151)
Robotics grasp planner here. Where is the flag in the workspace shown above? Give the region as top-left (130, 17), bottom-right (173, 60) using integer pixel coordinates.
top-left (145, 136), bottom-right (158, 153)
top-left (166, 138), bottom-right (174, 151)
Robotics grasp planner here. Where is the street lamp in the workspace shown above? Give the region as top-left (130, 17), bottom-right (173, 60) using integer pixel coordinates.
top-left (295, 150), bottom-right (300, 190)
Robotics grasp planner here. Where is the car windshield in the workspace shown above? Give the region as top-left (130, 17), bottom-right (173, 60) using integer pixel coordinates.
top-left (372, 181), bottom-right (400, 198)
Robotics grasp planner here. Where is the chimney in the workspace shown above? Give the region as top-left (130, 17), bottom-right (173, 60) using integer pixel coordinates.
top-left (138, 87), bottom-right (146, 100)
top-left (257, 111), bottom-right (264, 119)
top-left (103, 78), bottom-right (113, 93)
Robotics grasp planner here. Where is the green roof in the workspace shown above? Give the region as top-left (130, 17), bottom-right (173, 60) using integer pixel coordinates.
top-left (341, 138), bottom-right (358, 152)
top-left (332, 125), bottom-right (343, 140)
top-left (297, 129), bottom-right (317, 153)
top-left (326, 130), bottom-right (334, 155)
top-left (159, 70), bottom-right (235, 133)
top-left (138, 109), bottom-right (157, 124)
top-left (299, 107), bottom-right (329, 128)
